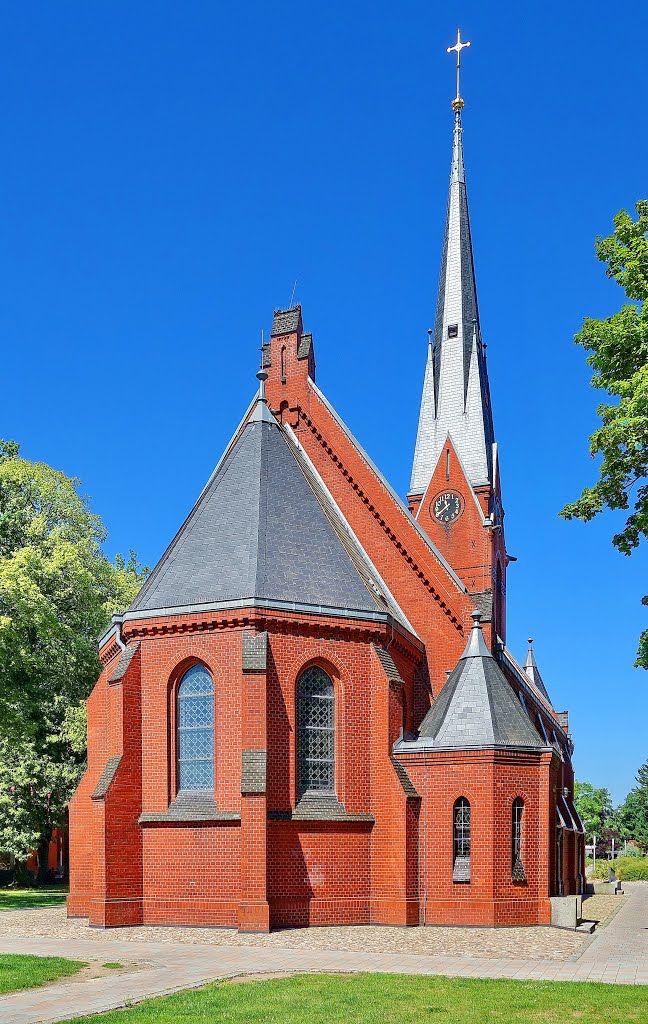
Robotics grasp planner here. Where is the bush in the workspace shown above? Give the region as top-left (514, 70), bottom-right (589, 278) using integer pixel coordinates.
top-left (624, 844), bottom-right (645, 858)
top-left (592, 856), bottom-right (648, 881)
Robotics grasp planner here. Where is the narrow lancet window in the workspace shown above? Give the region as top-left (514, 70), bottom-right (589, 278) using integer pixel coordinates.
top-left (297, 666), bottom-right (335, 796)
top-left (453, 797), bottom-right (471, 882)
top-left (177, 665), bottom-right (214, 792)
top-left (512, 798), bottom-right (526, 882)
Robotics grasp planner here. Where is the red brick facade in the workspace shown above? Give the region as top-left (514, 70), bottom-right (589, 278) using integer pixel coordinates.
top-left (68, 312), bottom-right (583, 930)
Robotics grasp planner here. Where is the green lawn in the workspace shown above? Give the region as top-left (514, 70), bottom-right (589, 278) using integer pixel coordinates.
top-left (0, 886), bottom-right (68, 910)
top-left (0, 953), bottom-right (87, 994)
top-left (65, 973), bottom-right (648, 1024)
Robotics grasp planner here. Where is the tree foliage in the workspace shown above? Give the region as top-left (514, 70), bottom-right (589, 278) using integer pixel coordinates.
top-left (0, 440), bottom-right (147, 871)
top-left (560, 200), bottom-right (648, 668)
top-left (614, 758), bottom-right (648, 849)
top-left (573, 780), bottom-right (613, 840)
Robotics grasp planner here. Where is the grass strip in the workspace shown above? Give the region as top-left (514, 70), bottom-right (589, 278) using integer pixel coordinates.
top-left (65, 972), bottom-right (648, 1023)
top-left (0, 887), bottom-right (68, 910)
top-left (0, 953), bottom-right (87, 994)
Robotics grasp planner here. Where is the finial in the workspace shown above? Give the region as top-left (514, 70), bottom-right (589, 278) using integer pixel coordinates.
top-left (256, 369), bottom-right (268, 402)
top-left (427, 327), bottom-right (433, 347)
top-left (447, 28), bottom-right (471, 112)
top-left (528, 637), bottom-right (533, 647)
top-left (460, 607), bottom-right (491, 659)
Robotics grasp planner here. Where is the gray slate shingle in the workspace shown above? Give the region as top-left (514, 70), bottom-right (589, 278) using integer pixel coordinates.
top-left (109, 642), bottom-right (140, 683)
top-left (128, 416), bottom-right (393, 620)
top-left (416, 622), bottom-right (545, 750)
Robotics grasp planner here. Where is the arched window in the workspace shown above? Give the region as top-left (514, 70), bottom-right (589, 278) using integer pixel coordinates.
top-left (512, 798), bottom-right (526, 882)
top-left (453, 797), bottom-right (471, 883)
top-left (297, 666), bottom-right (335, 796)
top-left (177, 665), bottom-right (214, 792)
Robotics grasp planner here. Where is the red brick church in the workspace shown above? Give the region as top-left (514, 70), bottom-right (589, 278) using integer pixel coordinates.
top-left (69, 49), bottom-right (584, 930)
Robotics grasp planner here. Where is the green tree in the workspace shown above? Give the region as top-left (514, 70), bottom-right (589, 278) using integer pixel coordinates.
top-left (560, 200), bottom-right (648, 668)
top-left (615, 758), bottom-right (648, 849)
top-left (0, 440), bottom-right (147, 878)
top-left (574, 780), bottom-right (613, 840)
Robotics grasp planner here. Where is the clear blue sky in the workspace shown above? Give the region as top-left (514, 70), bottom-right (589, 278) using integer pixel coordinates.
top-left (1, 2), bottom-right (646, 803)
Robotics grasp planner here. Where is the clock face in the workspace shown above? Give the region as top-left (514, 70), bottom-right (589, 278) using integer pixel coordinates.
top-left (432, 490), bottom-right (464, 524)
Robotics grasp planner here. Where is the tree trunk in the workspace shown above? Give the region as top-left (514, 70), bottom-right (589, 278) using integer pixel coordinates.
top-left (36, 837), bottom-right (50, 886)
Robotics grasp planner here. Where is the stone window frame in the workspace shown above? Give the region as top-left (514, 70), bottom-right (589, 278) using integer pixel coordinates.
top-left (167, 658), bottom-right (216, 799)
top-left (452, 796), bottom-right (471, 884)
top-left (512, 797), bottom-right (527, 883)
top-left (296, 664), bottom-right (337, 799)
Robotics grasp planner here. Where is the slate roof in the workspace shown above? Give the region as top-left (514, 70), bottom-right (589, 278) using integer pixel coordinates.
top-left (409, 612), bottom-right (546, 751)
top-left (127, 398), bottom-right (412, 631)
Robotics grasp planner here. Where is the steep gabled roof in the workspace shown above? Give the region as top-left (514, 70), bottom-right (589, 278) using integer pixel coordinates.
top-left (310, 380), bottom-right (469, 599)
top-left (401, 612), bottom-right (546, 751)
top-left (126, 393), bottom-right (413, 632)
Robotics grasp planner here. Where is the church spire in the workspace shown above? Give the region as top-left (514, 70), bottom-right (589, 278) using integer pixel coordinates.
top-left (409, 31), bottom-right (495, 498)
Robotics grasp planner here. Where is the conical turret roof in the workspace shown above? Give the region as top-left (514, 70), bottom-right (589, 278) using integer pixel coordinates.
top-left (413, 612), bottom-right (546, 750)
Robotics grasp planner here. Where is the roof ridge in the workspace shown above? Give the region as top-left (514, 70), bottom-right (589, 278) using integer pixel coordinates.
top-left (253, 413), bottom-right (273, 598)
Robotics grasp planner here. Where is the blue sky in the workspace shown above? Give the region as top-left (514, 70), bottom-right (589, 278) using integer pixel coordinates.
top-left (1, 2), bottom-right (646, 803)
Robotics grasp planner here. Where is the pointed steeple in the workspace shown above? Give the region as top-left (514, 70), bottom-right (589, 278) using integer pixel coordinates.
top-left (410, 35), bottom-right (495, 497)
top-left (524, 639), bottom-right (552, 705)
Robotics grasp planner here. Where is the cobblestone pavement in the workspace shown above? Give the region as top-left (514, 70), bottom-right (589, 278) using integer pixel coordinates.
top-left (0, 904), bottom-right (588, 960)
top-left (0, 884), bottom-right (645, 1023)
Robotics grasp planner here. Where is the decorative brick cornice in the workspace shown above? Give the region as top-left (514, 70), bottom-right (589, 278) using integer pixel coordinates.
top-left (99, 640), bottom-right (121, 667)
top-left (123, 609), bottom-right (396, 648)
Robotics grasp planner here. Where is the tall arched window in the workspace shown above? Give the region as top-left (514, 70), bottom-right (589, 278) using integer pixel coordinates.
top-left (512, 798), bottom-right (526, 882)
top-left (297, 666), bottom-right (335, 796)
top-left (177, 665), bottom-right (214, 792)
top-left (453, 797), bottom-right (471, 883)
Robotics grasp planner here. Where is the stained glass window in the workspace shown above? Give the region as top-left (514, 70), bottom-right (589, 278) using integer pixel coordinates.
top-left (512, 798), bottom-right (526, 882)
top-left (453, 797), bottom-right (471, 883)
top-left (297, 666), bottom-right (335, 795)
top-left (177, 665), bottom-right (214, 792)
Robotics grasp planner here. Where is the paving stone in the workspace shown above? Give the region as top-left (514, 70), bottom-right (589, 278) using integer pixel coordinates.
top-left (0, 883), bottom-right (645, 1023)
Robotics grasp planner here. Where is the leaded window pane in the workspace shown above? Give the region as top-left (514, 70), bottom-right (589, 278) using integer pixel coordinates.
top-left (453, 797), bottom-right (471, 883)
top-left (512, 798), bottom-right (526, 882)
top-left (297, 666), bottom-right (335, 794)
top-left (177, 665), bottom-right (214, 793)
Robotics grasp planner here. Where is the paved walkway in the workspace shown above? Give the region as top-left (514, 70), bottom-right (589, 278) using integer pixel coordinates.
top-left (0, 884), bottom-right (646, 1023)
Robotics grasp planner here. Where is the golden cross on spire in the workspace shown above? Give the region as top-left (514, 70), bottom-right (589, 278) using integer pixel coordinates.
top-left (447, 28), bottom-right (471, 111)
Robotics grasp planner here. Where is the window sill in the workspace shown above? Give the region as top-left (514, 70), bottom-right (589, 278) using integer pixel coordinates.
top-left (269, 794), bottom-right (374, 823)
top-left (139, 792), bottom-right (240, 824)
